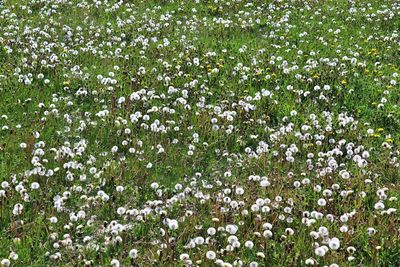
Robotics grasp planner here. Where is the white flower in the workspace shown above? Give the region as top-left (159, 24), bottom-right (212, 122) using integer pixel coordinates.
top-left (285, 228), bottom-right (294, 235)
top-left (263, 230), bottom-right (273, 238)
top-left (110, 259), bottom-right (120, 267)
top-left (116, 186), bottom-right (124, 192)
top-left (318, 226), bottom-right (329, 236)
top-left (215, 259), bottom-right (224, 266)
top-left (347, 247), bottom-right (356, 253)
top-left (260, 179), bottom-right (270, 187)
top-left (305, 258), bottom-right (315, 265)
top-left (245, 240), bottom-right (254, 249)
top-left (12, 204), bottom-right (23, 215)
top-left (315, 246), bottom-right (327, 257)
top-left (195, 236), bottom-right (204, 245)
top-left (1, 182), bottom-right (9, 189)
top-left (89, 167), bottom-right (97, 174)
top-left (167, 219), bottom-right (179, 230)
top-left (225, 224), bottom-right (238, 234)
top-left (207, 227), bottom-right (216, 235)
top-left (179, 254), bottom-right (190, 261)
top-left (9, 252), bottom-right (18, 261)
top-left (227, 235), bottom-right (238, 244)
top-left (1, 259), bottom-right (10, 267)
top-left (328, 237), bottom-right (340, 250)
top-left (206, 251), bottom-right (216, 260)
top-left (256, 252), bottom-right (265, 258)
top-left (31, 182), bottom-right (40, 190)
top-left (262, 223), bottom-right (273, 230)
top-left (367, 227), bottom-right (376, 235)
top-left (117, 207), bottom-right (126, 215)
top-left (341, 171), bottom-right (350, 179)
top-left (129, 249), bottom-right (138, 259)
top-left (317, 198), bottom-right (326, 206)
top-left (374, 202), bottom-right (385, 210)
top-left (235, 187), bottom-right (244, 195)
top-left (111, 146), bottom-right (118, 153)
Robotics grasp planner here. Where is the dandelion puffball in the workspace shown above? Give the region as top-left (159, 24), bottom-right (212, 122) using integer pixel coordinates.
top-left (328, 237), bottom-right (340, 250)
top-left (129, 249), bottom-right (138, 259)
top-left (315, 246), bottom-right (328, 257)
top-left (206, 251), bottom-right (216, 260)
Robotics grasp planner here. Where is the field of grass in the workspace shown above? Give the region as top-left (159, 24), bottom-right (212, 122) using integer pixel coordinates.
top-left (0, 0), bottom-right (400, 266)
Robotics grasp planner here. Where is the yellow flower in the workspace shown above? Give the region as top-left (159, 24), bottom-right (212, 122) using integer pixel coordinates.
top-left (341, 79), bottom-right (347, 85)
top-left (368, 48), bottom-right (377, 56)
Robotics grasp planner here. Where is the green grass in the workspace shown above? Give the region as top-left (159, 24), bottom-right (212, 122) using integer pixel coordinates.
top-left (0, 0), bottom-right (400, 266)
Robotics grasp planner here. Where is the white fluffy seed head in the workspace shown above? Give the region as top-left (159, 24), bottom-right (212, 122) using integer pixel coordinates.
top-left (1, 259), bottom-right (10, 267)
top-left (245, 240), bottom-right (254, 249)
top-left (315, 246), bottom-right (327, 257)
top-left (206, 251), bottom-right (216, 260)
top-left (129, 249), bottom-right (138, 259)
top-left (329, 237), bottom-right (340, 250)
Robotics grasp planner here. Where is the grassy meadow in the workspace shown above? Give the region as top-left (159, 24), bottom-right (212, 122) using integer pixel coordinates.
top-left (0, 0), bottom-right (400, 266)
